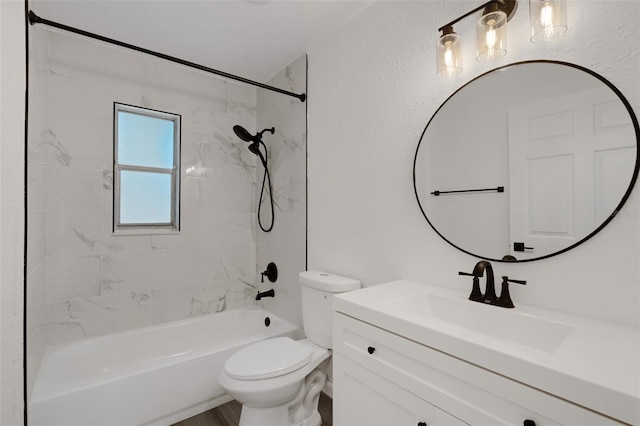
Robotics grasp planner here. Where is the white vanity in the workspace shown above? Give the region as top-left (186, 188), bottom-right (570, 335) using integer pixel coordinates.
top-left (332, 280), bottom-right (639, 426)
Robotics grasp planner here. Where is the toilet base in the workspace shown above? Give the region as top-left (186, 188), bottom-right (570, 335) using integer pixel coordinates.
top-left (239, 405), bottom-right (290, 426)
top-left (238, 367), bottom-right (326, 426)
top-left (238, 406), bottom-right (321, 426)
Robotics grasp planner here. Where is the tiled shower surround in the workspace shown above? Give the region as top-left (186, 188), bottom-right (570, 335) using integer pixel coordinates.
top-left (26, 29), bottom-right (307, 396)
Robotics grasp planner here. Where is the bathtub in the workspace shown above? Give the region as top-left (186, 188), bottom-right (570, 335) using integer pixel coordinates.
top-left (29, 307), bottom-right (302, 426)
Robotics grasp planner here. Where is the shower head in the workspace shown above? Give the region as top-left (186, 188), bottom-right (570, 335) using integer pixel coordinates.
top-left (233, 124), bottom-right (274, 168)
top-left (233, 125), bottom-right (275, 143)
top-left (233, 125), bottom-right (254, 142)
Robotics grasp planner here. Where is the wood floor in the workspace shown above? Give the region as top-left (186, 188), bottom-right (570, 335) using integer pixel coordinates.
top-left (173, 393), bottom-right (333, 426)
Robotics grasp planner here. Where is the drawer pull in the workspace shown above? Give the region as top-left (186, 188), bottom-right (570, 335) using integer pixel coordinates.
top-left (418, 422), bottom-right (427, 426)
top-left (367, 346), bottom-right (376, 354)
top-left (523, 421), bottom-right (536, 426)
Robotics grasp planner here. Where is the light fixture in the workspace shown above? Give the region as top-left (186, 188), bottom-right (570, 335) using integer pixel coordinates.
top-left (436, 0), bottom-right (517, 76)
top-left (476, 2), bottom-right (508, 62)
top-left (437, 25), bottom-right (462, 77)
top-left (529, 0), bottom-right (567, 42)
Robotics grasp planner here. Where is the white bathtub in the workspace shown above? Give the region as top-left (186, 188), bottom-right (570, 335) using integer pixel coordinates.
top-left (29, 307), bottom-right (302, 426)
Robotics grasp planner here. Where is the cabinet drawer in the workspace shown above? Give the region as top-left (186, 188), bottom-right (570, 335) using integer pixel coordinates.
top-left (334, 312), bottom-right (622, 426)
top-left (334, 355), bottom-right (468, 426)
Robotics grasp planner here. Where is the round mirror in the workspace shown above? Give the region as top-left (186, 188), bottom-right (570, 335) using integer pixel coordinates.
top-left (414, 61), bottom-right (639, 262)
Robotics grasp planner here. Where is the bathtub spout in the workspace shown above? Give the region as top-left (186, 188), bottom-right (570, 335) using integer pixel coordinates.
top-left (256, 289), bottom-right (275, 300)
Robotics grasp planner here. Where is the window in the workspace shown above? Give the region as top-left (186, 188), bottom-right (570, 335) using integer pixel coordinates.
top-left (113, 103), bottom-right (180, 233)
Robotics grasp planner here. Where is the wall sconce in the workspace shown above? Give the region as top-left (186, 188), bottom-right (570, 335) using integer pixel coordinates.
top-left (436, 0), bottom-right (517, 77)
top-left (436, 0), bottom-right (569, 77)
top-left (437, 25), bottom-right (463, 77)
top-left (476, 2), bottom-right (508, 62)
top-left (529, 0), bottom-right (568, 42)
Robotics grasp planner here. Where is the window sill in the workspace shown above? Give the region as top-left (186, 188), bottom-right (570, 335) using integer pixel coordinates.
top-left (112, 227), bottom-right (180, 236)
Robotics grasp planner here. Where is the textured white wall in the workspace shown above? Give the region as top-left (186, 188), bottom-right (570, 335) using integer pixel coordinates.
top-left (307, 0), bottom-right (640, 326)
top-left (0, 1), bottom-right (26, 425)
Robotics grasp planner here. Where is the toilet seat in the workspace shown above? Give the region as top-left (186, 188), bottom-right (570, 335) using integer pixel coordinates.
top-left (224, 337), bottom-right (313, 380)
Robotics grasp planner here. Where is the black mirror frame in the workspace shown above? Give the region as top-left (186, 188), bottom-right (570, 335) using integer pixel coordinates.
top-left (413, 60), bottom-right (640, 262)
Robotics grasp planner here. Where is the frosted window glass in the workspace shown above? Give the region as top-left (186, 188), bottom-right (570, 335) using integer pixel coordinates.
top-left (114, 103), bottom-right (180, 233)
top-left (118, 111), bottom-right (175, 169)
top-left (120, 171), bottom-right (172, 224)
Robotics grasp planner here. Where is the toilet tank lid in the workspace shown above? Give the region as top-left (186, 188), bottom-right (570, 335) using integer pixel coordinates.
top-left (299, 270), bottom-right (361, 292)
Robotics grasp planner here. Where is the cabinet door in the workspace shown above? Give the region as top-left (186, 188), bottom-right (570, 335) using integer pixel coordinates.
top-left (334, 354), bottom-right (468, 426)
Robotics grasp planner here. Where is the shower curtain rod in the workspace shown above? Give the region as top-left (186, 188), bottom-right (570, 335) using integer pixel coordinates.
top-left (28, 11), bottom-right (307, 103)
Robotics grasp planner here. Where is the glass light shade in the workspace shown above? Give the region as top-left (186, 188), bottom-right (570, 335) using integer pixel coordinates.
top-left (437, 30), bottom-right (462, 77)
top-left (529, 0), bottom-right (568, 42)
top-left (476, 9), bottom-right (507, 62)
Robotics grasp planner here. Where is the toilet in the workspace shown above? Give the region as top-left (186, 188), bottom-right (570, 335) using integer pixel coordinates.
top-left (218, 270), bottom-right (360, 426)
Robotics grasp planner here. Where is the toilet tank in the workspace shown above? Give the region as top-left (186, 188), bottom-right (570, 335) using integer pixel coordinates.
top-left (299, 270), bottom-right (361, 349)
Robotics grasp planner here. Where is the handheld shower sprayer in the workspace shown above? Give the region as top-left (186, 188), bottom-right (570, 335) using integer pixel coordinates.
top-left (232, 124), bottom-right (276, 232)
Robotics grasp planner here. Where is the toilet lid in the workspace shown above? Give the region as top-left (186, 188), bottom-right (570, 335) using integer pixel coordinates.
top-left (224, 337), bottom-right (313, 380)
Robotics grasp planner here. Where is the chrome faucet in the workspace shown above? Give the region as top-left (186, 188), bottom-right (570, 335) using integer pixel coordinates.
top-left (459, 260), bottom-right (526, 308)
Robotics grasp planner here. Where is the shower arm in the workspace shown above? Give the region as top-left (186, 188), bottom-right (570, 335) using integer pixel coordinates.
top-left (28, 11), bottom-right (307, 103)
top-left (256, 127), bottom-right (275, 138)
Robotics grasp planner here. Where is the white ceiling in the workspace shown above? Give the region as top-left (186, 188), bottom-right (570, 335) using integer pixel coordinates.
top-left (32, 0), bottom-right (374, 83)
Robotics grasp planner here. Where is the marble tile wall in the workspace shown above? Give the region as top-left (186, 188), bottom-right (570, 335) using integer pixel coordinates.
top-left (255, 55), bottom-right (308, 328)
top-left (26, 28), bottom-right (306, 397)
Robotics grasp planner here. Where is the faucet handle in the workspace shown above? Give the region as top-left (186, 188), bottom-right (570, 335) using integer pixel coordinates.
top-left (497, 276), bottom-right (526, 308)
top-left (460, 271), bottom-right (483, 302)
top-left (261, 262), bottom-right (278, 283)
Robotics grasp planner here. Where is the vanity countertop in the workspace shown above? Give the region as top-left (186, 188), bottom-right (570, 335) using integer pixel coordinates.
top-left (333, 280), bottom-right (640, 425)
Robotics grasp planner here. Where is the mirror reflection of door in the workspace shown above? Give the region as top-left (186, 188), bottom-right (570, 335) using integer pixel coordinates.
top-left (508, 86), bottom-right (636, 259)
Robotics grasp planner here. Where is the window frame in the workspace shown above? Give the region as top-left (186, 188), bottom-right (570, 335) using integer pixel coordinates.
top-left (113, 102), bottom-right (181, 235)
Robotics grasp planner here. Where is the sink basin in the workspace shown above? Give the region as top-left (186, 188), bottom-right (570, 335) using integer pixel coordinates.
top-left (380, 291), bottom-right (574, 353)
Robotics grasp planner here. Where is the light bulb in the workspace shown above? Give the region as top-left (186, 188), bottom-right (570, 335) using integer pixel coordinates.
top-left (443, 45), bottom-right (454, 67)
top-left (541, 2), bottom-right (556, 40)
top-left (485, 20), bottom-right (498, 50)
top-left (540, 2), bottom-right (554, 25)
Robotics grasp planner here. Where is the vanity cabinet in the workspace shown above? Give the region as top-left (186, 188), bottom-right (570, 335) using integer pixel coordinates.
top-left (333, 312), bottom-right (624, 426)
